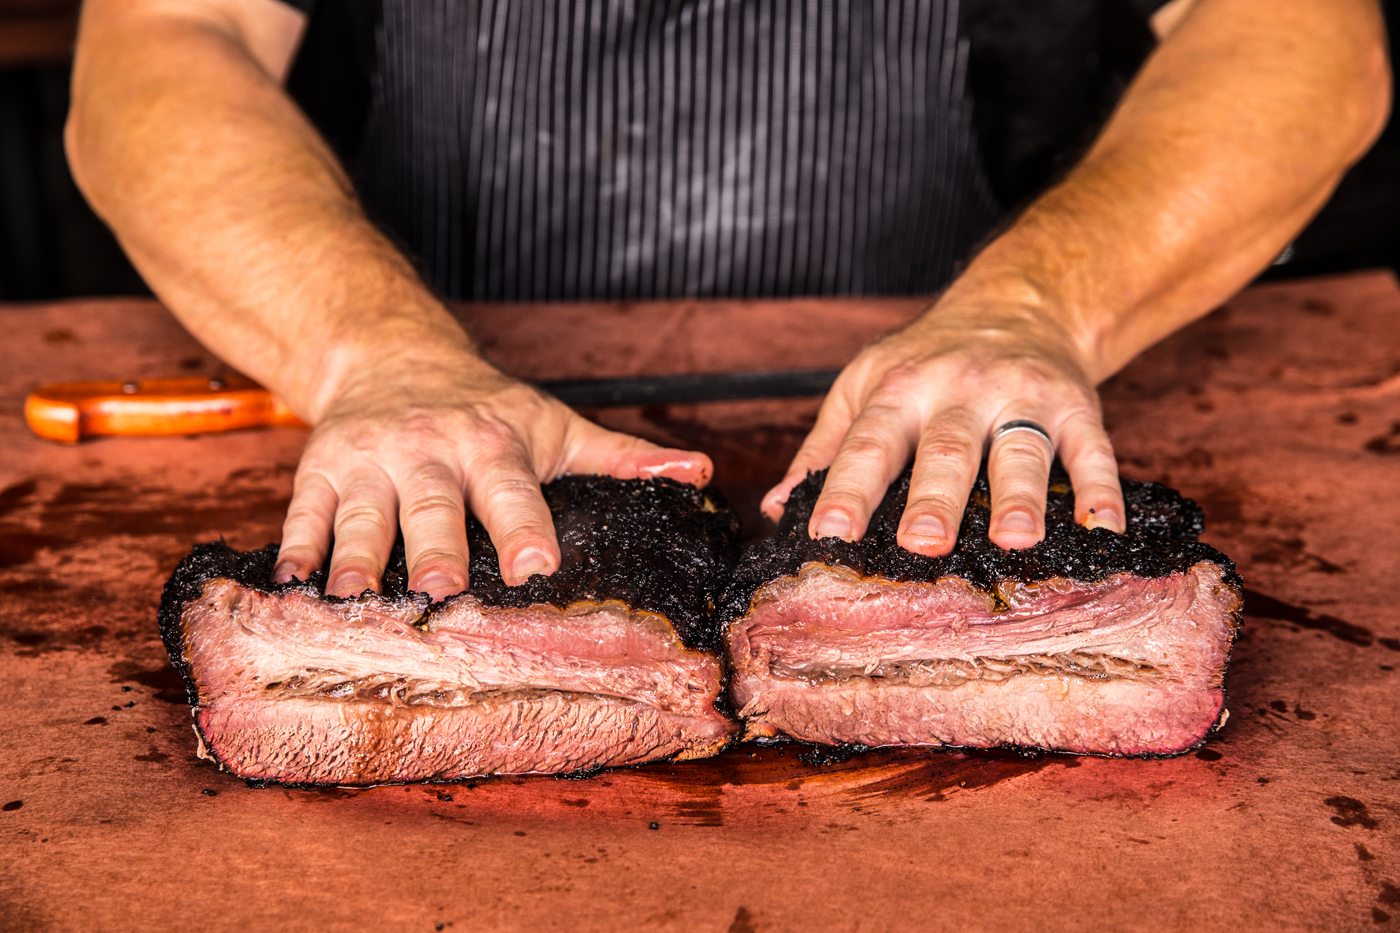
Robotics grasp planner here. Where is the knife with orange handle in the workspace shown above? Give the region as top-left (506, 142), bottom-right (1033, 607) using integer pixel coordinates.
top-left (24, 368), bottom-right (842, 443)
top-left (24, 375), bottom-right (307, 443)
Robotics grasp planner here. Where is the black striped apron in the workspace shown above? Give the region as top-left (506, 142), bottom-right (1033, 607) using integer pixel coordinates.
top-left (355, 0), bottom-right (1001, 301)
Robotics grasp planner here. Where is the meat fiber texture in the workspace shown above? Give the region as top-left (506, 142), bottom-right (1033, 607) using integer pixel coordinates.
top-left (159, 476), bottom-right (742, 786)
top-left (723, 469), bottom-right (1243, 757)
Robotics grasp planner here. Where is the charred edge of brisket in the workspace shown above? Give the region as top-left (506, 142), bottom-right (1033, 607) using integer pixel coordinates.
top-left (796, 718), bottom-right (1229, 764)
top-left (234, 742), bottom-right (717, 790)
top-left (157, 540), bottom-right (275, 708)
top-left (158, 476), bottom-right (742, 671)
top-left (718, 466), bottom-right (1241, 627)
top-left (797, 742), bottom-right (872, 766)
top-left (555, 766), bottom-right (608, 781)
top-left (774, 719), bottom-right (1231, 764)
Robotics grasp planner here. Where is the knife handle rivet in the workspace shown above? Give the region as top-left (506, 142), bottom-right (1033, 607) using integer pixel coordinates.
top-left (121, 381), bottom-right (139, 394)
top-left (208, 377), bottom-right (226, 391)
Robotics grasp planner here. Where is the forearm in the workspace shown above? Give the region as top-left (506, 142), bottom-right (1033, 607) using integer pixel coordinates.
top-left (946, 0), bottom-right (1391, 382)
top-left (66, 0), bottom-right (479, 422)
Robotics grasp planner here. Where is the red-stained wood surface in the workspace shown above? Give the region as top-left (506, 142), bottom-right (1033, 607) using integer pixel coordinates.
top-left (1, 278), bottom-right (1398, 932)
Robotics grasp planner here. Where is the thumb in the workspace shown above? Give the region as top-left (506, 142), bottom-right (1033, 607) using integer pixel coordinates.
top-left (562, 419), bottom-right (714, 487)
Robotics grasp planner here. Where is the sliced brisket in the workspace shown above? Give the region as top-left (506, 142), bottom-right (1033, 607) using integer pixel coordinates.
top-left (160, 476), bottom-right (741, 785)
top-left (723, 470), bottom-right (1242, 756)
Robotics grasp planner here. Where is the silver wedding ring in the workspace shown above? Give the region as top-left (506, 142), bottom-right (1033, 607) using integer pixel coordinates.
top-left (991, 419), bottom-right (1054, 452)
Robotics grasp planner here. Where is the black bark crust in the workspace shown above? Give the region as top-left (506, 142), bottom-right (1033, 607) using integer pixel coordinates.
top-left (158, 476), bottom-right (743, 679)
top-left (718, 466), bottom-right (1241, 627)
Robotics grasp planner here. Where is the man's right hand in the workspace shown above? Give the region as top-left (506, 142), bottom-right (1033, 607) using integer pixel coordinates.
top-left (273, 347), bottom-right (711, 600)
top-left (66, 0), bottom-right (710, 600)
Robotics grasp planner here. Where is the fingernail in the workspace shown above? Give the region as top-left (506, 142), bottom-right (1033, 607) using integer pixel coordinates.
top-left (328, 572), bottom-right (370, 597)
top-left (509, 551), bottom-right (552, 584)
top-left (639, 454), bottom-right (710, 484)
top-left (813, 512), bottom-right (853, 540)
top-left (415, 572), bottom-right (463, 597)
top-left (1084, 509), bottom-right (1123, 532)
top-left (272, 562), bottom-right (299, 584)
top-left (905, 516), bottom-right (947, 541)
top-left (995, 511), bottom-right (1036, 535)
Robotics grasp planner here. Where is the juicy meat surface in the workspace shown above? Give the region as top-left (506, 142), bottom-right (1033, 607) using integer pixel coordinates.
top-left (160, 476), bottom-right (741, 785)
top-left (723, 469), bottom-right (1243, 756)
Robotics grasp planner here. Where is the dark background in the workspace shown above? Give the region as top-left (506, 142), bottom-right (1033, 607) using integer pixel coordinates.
top-left (1, 0), bottom-right (1397, 302)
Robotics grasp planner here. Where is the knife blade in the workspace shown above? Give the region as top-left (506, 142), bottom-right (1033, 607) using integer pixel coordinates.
top-left (24, 369), bottom-right (840, 442)
top-left (542, 368), bottom-right (839, 407)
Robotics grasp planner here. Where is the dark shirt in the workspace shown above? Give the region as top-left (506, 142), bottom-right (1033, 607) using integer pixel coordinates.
top-left (281, 0), bottom-right (1166, 301)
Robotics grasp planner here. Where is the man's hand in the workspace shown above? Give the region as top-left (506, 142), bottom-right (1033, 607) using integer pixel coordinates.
top-left (766, 0), bottom-right (1389, 549)
top-left (273, 350), bottom-right (710, 599)
top-left (66, 0), bottom-right (711, 599)
top-left (763, 286), bottom-right (1123, 554)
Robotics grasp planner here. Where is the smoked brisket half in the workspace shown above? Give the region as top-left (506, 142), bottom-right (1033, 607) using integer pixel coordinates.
top-left (723, 470), bottom-right (1242, 756)
top-left (159, 476), bottom-right (741, 786)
